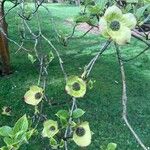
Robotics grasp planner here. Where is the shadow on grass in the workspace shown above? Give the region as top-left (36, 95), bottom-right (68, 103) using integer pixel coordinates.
top-left (0, 48), bottom-right (150, 149)
top-left (0, 3), bottom-right (150, 150)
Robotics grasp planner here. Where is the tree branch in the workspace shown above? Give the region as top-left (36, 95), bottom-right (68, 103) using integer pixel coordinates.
top-left (120, 46), bottom-right (150, 62)
top-left (132, 33), bottom-right (150, 47)
top-left (115, 43), bottom-right (148, 150)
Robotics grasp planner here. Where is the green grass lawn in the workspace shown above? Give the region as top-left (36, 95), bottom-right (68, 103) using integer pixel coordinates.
top-left (0, 2), bottom-right (150, 150)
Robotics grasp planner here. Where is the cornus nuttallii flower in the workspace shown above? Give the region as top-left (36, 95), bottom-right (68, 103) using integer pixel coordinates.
top-left (42, 120), bottom-right (59, 138)
top-left (73, 122), bottom-right (92, 147)
top-left (99, 5), bottom-right (137, 45)
top-left (65, 76), bottom-right (86, 98)
top-left (24, 86), bottom-right (44, 106)
top-left (2, 106), bottom-right (11, 116)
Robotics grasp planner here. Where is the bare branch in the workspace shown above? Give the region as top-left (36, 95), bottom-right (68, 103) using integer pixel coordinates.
top-left (132, 33), bottom-right (150, 47)
top-left (84, 40), bottom-right (111, 78)
top-left (115, 43), bottom-right (148, 150)
top-left (64, 97), bottom-right (77, 150)
top-left (121, 46), bottom-right (150, 62)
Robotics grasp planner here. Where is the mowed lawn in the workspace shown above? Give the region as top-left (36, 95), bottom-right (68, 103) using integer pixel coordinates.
top-left (0, 3), bottom-right (150, 150)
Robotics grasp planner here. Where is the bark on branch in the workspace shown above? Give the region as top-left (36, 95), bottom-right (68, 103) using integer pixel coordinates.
top-left (115, 43), bottom-right (148, 150)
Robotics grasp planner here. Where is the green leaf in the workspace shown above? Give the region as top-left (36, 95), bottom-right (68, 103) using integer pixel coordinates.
top-left (88, 79), bottom-right (96, 90)
top-left (106, 143), bottom-right (117, 150)
top-left (136, 4), bottom-right (150, 19)
top-left (72, 108), bottom-right (85, 119)
top-left (0, 126), bottom-right (12, 137)
top-left (124, 4), bottom-right (133, 13)
top-left (0, 146), bottom-right (9, 150)
top-left (13, 115), bottom-right (28, 134)
top-left (74, 14), bottom-right (97, 26)
top-left (26, 129), bottom-right (34, 140)
top-left (3, 133), bottom-right (27, 147)
top-left (96, 0), bottom-right (108, 9)
top-left (84, 0), bottom-right (95, 5)
top-left (70, 121), bottom-right (77, 127)
top-left (50, 137), bottom-right (57, 146)
top-left (3, 137), bottom-right (13, 146)
top-left (44, 51), bottom-right (55, 65)
top-left (59, 139), bottom-right (64, 148)
top-left (88, 5), bottom-right (101, 15)
top-left (60, 118), bottom-right (68, 127)
top-left (15, 132), bottom-right (28, 145)
top-left (50, 137), bottom-right (59, 149)
top-left (28, 53), bottom-right (36, 64)
top-left (10, 133), bottom-right (28, 148)
top-left (48, 51), bottom-right (54, 63)
top-left (14, 130), bottom-right (26, 141)
top-left (74, 15), bottom-right (91, 24)
top-left (55, 110), bottom-right (69, 120)
top-left (144, 0), bottom-right (150, 3)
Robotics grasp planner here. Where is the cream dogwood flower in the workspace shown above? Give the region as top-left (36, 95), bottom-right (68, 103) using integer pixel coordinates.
top-left (42, 120), bottom-right (59, 138)
top-left (73, 122), bottom-right (91, 147)
top-left (24, 86), bottom-right (44, 106)
top-left (99, 5), bottom-right (137, 45)
top-left (65, 76), bottom-right (86, 98)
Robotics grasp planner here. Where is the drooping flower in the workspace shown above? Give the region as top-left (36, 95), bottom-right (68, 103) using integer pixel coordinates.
top-left (24, 86), bottom-right (44, 106)
top-left (2, 106), bottom-right (12, 116)
top-left (42, 120), bottom-right (59, 138)
top-left (73, 122), bottom-right (92, 147)
top-left (99, 5), bottom-right (137, 45)
top-left (65, 76), bottom-right (86, 98)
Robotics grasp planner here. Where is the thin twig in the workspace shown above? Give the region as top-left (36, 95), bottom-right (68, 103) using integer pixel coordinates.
top-left (132, 33), bottom-right (150, 47)
top-left (115, 43), bottom-right (148, 150)
top-left (85, 40), bottom-right (111, 77)
top-left (41, 34), bottom-right (68, 81)
top-left (64, 98), bottom-right (77, 150)
top-left (121, 46), bottom-right (150, 62)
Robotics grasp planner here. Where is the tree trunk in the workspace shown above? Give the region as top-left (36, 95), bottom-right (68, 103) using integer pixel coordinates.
top-left (0, 0), bottom-right (10, 75)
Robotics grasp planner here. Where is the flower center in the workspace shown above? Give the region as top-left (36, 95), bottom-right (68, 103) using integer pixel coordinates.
top-left (35, 92), bottom-right (42, 100)
top-left (72, 82), bottom-right (81, 91)
top-left (110, 20), bottom-right (120, 31)
top-left (5, 107), bottom-right (11, 112)
top-left (49, 126), bottom-right (56, 131)
top-left (76, 127), bottom-right (86, 137)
